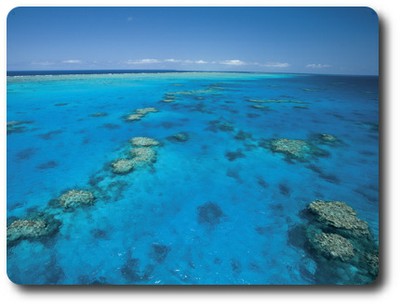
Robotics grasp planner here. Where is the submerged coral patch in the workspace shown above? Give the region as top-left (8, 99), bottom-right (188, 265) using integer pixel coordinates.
top-left (8, 219), bottom-right (46, 242)
top-left (58, 189), bottom-right (95, 209)
top-left (309, 232), bottom-right (355, 262)
top-left (125, 113), bottom-right (143, 121)
top-left (39, 129), bottom-right (63, 140)
top-left (130, 137), bottom-right (160, 147)
top-left (225, 149), bottom-right (245, 161)
top-left (108, 136), bottom-right (159, 175)
top-left (197, 202), bottom-right (224, 226)
top-left (306, 164), bottom-right (341, 185)
top-left (234, 130), bottom-right (252, 141)
top-left (130, 147), bottom-right (157, 165)
top-left (151, 243), bottom-right (170, 263)
top-left (319, 133), bottom-right (337, 143)
top-left (136, 107), bottom-right (158, 115)
top-left (293, 105), bottom-right (309, 110)
top-left (7, 120), bottom-right (33, 134)
top-left (90, 112), bottom-right (108, 117)
top-left (246, 113), bottom-right (260, 118)
top-left (362, 252), bottom-right (379, 277)
top-left (15, 147), bottom-right (37, 161)
top-left (37, 160), bottom-right (59, 170)
top-left (267, 138), bottom-right (329, 162)
top-left (207, 120), bottom-right (235, 133)
top-left (279, 183), bottom-right (291, 196)
top-left (311, 133), bottom-right (342, 146)
top-left (246, 98), bottom-right (308, 105)
top-left (102, 123), bottom-right (120, 130)
top-left (289, 199), bottom-right (379, 284)
top-left (111, 158), bottom-right (135, 174)
top-left (161, 93), bottom-right (177, 103)
top-left (124, 107), bottom-right (158, 122)
top-left (270, 138), bottom-right (311, 158)
top-left (250, 104), bottom-right (268, 110)
top-left (308, 200), bottom-right (370, 237)
top-left (7, 214), bottom-right (61, 246)
top-left (167, 132), bottom-right (190, 142)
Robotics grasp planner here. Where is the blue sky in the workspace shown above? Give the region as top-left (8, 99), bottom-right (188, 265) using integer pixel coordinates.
top-left (7, 7), bottom-right (378, 75)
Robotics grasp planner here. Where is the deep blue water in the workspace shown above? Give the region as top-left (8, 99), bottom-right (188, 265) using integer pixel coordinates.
top-left (7, 72), bottom-right (379, 285)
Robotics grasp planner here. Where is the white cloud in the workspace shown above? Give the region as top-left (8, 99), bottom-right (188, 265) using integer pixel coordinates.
top-left (306, 64), bottom-right (332, 69)
top-left (62, 59), bottom-right (82, 64)
top-left (31, 61), bottom-right (54, 66)
top-left (219, 59), bottom-right (246, 66)
top-left (126, 59), bottom-right (161, 65)
top-left (126, 58), bottom-right (209, 65)
top-left (263, 62), bottom-right (290, 68)
top-left (124, 58), bottom-right (294, 68)
top-left (164, 58), bottom-right (181, 63)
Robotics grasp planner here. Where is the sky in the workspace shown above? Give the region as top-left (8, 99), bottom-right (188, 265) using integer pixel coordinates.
top-left (7, 7), bottom-right (379, 75)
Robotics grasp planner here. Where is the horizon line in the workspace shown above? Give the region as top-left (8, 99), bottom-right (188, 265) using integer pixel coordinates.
top-left (6, 68), bottom-right (378, 77)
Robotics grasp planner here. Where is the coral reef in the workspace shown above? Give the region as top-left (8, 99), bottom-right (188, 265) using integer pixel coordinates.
top-left (7, 214), bottom-right (61, 246)
top-left (109, 136), bottom-right (159, 175)
top-left (58, 189), bottom-right (95, 209)
top-left (124, 107), bottom-right (158, 122)
top-left (288, 199), bottom-right (379, 284)
top-left (7, 120), bottom-right (33, 134)
top-left (362, 251), bottom-right (379, 277)
top-left (161, 93), bottom-right (176, 103)
top-left (167, 132), bottom-right (190, 142)
top-left (267, 138), bottom-right (329, 161)
top-left (311, 133), bottom-right (341, 146)
top-left (125, 113), bottom-right (143, 121)
top-left (319, 133), bottom-right (338, 143)
top-left (130, 147), bottom-right (157, 165)
top-left (136, 107), bottom-right (158, 115)
top-left (270, 138), bottom-right (312, 160)
top-left (309, 232), bottom-right (355, 262)
top-left (111, 158), bottom-right (135, 174)
top-left (308, 200), bottom-right (370, 237)
top-left (130, 137), bottom-right (160, 147)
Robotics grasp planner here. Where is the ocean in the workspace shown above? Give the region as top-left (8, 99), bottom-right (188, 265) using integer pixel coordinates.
top-left (7, 71), bottom-right (379, 285)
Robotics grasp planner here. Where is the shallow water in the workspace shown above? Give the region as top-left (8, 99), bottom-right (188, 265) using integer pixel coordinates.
top-left (7, 72), bottom-right (379, 285)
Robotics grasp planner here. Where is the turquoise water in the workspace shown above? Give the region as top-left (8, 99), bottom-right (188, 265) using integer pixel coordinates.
top-left (7, 72), bottom-right (379, 285)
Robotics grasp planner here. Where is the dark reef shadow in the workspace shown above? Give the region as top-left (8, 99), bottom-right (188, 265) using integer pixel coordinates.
top-left (36, 160), bottom-right (59, 170)
top-left (15, 148), bottom-right (37, 161)
top-left (13, 15), bottom-right (386, 292)
top-left (38, 129), bottom-right (63, 140)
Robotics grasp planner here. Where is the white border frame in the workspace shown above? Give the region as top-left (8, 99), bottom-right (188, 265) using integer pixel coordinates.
top-left (1, 0), bottom-right (399, 304)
